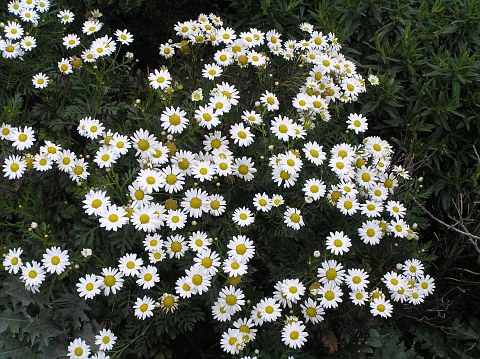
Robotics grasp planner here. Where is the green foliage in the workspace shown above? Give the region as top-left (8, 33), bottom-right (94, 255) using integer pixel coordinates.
top-left (366, 326), bottom-right (422, 359)
top-left (414, 318), bottom-right (480, 358)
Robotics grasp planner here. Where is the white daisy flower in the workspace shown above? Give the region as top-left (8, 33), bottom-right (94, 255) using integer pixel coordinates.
top-left (281, 320), bottom-right (308, 349)
top-left (98, 204), bottom-right (128, 231)
top-left (133, 295), bottom-right (155, 320)
top-left (41, 246), bottom-right (70, 274)
top-left (76, 273), bottom-right (101, 299)
top-left (118, 253), bottom-right (144, 277)
top-left (67, 338), bottom-right (90, 359)
top-left (98, 267), bottom-right (124, 296)
top-left (232, 206), bottom-right (254, 227)
top-left (95, 329), bottom-right (117, 351)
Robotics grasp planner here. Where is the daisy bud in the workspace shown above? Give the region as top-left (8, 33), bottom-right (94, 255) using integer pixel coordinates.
top-left (135, 99), bottom-right (141, 104)
top-left (191, 221), bottom-right (197, 226)
top-left (254, 349), bottom-right (260, 355)
top-left (313, 250), bottom-right (320, 258)
top-left (81, 248), bottom-right (92, 257)
top-left (161, 131), bottom-right (166, 136)
top-left (0, 23), bottom-right (4, 28)
top-left (305, 197), bottom-right (313, 204)
top-left (167, 134), bottom-right (173, 141)
top-left (275, 81), bottom-right (279, 86)
top-left (28, 227), bottom-right (33, 232)
top-left (268, 145), bottom-right (274, 151)
top-left (260, 156), bottom-right (264, 160)
top-left (31, 222), bottom-right (38, 229)
top-left (255, 101), bottom-right (260, 107)
top-left (44, 234), bottom-right (48, 238)
top-left (418, 177), bottom-right (423, 182)
top-left (85, 154), bottom-right (90, 159)
top-left (74, 264), bottom-right (79, 269)
top-left (216, 182), bottom-right (220, 187)
top-left (396, 263), bottom-right (403, 270)
top-left (412, 223), bottom-right (418, 230)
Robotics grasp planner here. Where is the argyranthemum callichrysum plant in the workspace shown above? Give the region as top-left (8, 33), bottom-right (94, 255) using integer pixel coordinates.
top-left (0, 5), bottom-right (435, 358)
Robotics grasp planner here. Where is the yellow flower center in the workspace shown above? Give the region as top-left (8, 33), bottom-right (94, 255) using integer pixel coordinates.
top-left (51, 256), bottom-right (60, 265)
top-left (171, 242), bottom-right (182, 252)
top-left (325, 269), bottom-right (337, 280)
top-left (138, 139), bottom-right (149, 151)
top-left (324, 290), bottom-right (335, 301)
top-left (191, 274), bottom-right (202, 285)
top-left (201, 258), bottom-right (212, 268)
top-left (104, 275), bottom-right (116, 287)
top-left (74, 348), bottom-right (84, 356)
top-left (139, 214), bottom-right (150, 224)
top-left (290, 331), bottom-right (299, 340)
top-left (366, 228), bottom-right (375, 237)
top-left (225, 294), bottom-right (237, 305)
top-left (10, 163), bottom-right (19, 172)
top-left (377, 304), bottom-right (385, 312)
top-left (86, 283), bottom-right (94, 291)
top-left (333, 239), bottom-right (343, 247)
top-left (169, 114), bottom-right (181, 126)
top-left (144, 273), bottom-right (153, 281)
top-left (74, 166), bottom-right (83, 175)
top-left (28, 270), bottom-right (37, 279)
top-left (126, 261), bottom-right (135, 269)
top-left (139, 303), bottom-right (148, 312)
top-left (306, 307), bottom-right (317, 317)
top-left (134, 190), bottom-right (144, 200)
top-left (236, 244), bottom-right (247, 255)
top-left (210, 200), bottom-right (220, 210)
top-left (190, 198), bottom-right (202, 208)
top-left (108, 214), bottom-right (118, 223)
top-left (238, 164), bottom-right (249, 175)
top-left (163, 296), bottom-right (175, 307)
top-left (352, 276), bottom-right (361, 284)
top-left (146, 176), bottom-right (156, 185)
top-left (280, 171), bottom-right (290, 180)
top-left (290, 213), bottom-right (301, 223)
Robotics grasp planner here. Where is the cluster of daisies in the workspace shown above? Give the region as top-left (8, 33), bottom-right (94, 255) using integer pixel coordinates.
top-left (0, 0), bottom-right (51, 60)
top-left (0, 11), bottom-right (436, 358)
top-left (66, 329), bottom-right (116, 359)
top-left (0, 0), bottom-right (133, 89)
